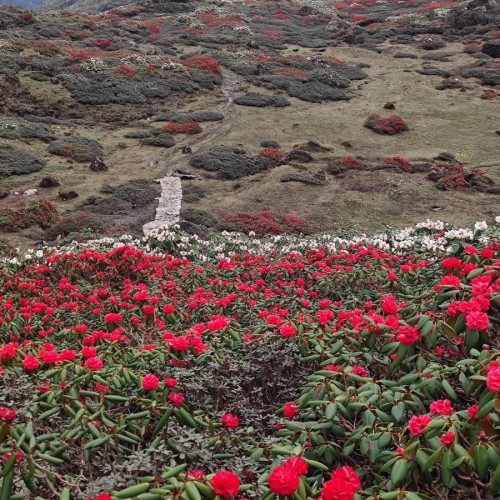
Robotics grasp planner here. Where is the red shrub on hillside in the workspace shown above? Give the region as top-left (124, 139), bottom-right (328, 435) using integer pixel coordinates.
top-left (162, 122), bottom-right (202, 135)
top-left (273, 67), bottom-right (310, 79)
top-left (0, 199), bottom-right (60, 232)
top-left (184, 56), bottom-right (222, 75)
top-left (95, 39), bottom-right (113, 49)
top-left (350, 15), bottom-right (368, 22)
top-left (385, 156), bottom-right (413, 173)
top-left (223, 211), bottom-right (309, 235)
top-left (336, 156), bottom-right (365, 169)
top-left (364, 114), bottom-right (408, 135)
top-left (260, 148), bottom-right (285, 162)
top-left (115, 65), bottom-right (136, 79)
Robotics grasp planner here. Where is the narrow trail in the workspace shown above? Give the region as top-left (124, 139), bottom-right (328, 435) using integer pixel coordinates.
top-left (143, 69), bottom-right (243, 236)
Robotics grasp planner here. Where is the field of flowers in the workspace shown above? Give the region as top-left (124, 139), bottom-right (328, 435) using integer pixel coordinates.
top-left (0, 219), bottom-right (499, 499)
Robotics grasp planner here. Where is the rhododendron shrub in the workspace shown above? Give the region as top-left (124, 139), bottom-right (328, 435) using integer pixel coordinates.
top-left (364, 114), bottom-right (408, 134)
top-left (0, 220), bottom-right (499, 498)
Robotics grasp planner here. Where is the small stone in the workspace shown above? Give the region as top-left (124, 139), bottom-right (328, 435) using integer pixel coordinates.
top-left (59, 190), bottom-right (79, 201)
top-left (434, 152), bottom-right (456, 162)
top-left (23, 188), bottom-right (38, 196)
top-left (89, 156), bottom-right (108, 172)
top-left (39, 176), bottom-right (60, 188)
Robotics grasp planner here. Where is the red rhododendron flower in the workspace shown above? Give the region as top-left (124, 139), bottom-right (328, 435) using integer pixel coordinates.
top-left (283, 402), bottom-right (299, 418)
top-left (352, 366), bottom-right (368, 377)
top-left (321, 466), bottom-right (361, 500)
top-left (221, 413), bottom-right (240, 428)
top-left (408, 414), bottom-right (432, 436)
top-left (165, 377), bottom-right (177, 388)
top-left (381, 295), bottom-right (397, 314)
top-left (211, 470), bottom-right (240, 498)
top-left (429, 399), bottom-right (454, 416)
top-left (104, 313), bottom-right (122, 323)
top-left (325, 364), bottom-right (341, 372)
top-left (481, 248), bottom-right (493, 259)
top-left (397, 325), bottom-right (419, 345)
top-left (269, 465), bottom-right (300, 495)
top-left (284, 456), bottom-right (308, 476)
top-left (486, 367), bottom-right (500, 392)
top-left (142, 374), bottom-right (159, 390)
top-left (163, 304), bottom-right (175, 314)
top-left (468, 404), bottom-right (479, 418)
top-left (466, 311), bottom-right (489, 331)
top-left (1, 451), bottom-right (22, 463)
top-left (188, 469), bottom-right (207, 481)
top-left (280, 324), bottom-right (297, 337)
top-left (440, 431), bottom-right (456, 447)
top-left (0, 407), bottom-right (16, 423)
top-left (169, 392), bottom-right (184, 406)
top-left (23, 355), bottom-right (39, 371)
top-left (82, 347), bottom-right (97, 358)
top-left (84, 357), bottom-right (104, 371)
top-left (143, 305), bottom-right (155, 316)
top-left (188, 470), bottom-right (206, 480)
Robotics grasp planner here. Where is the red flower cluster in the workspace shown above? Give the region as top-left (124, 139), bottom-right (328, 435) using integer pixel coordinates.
top-left (142, 374), bottom-right (159, 390)
top-left (211, 470), bottom-right (240, 498)
top-left (221, 413), bottom-right (240, 428)
top-left (320, 466), bottom-right (361, 500)
top-left (408, 414), bottom-right (432, 436)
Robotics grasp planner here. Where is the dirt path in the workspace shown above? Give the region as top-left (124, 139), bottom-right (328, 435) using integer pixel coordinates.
top-left (142, 69), bottom-right (243, 235)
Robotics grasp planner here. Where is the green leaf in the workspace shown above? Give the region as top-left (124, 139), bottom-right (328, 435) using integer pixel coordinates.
top-left (391, 459), bottom-right (409, 486)
top-left (422, 447), bottom-right (442, 472)
top-left (0, 468), bottom-right (14, 500)
top-left (304, 458), bottom-right (329, 471)
top-left (477, 398), bottom-right (495, 420)
top-left (391, 403), bottom-right (404, 422)
top-left (441, 379), bottom-right (456, 400)
top-left (113, 483), bottom-right (150, 499)
top-left (491, 462), bottom-right (500, 495)
top-left (325, 403), bottom-right (337, 420)
top-left (441, 450), bottom-right (453, 487)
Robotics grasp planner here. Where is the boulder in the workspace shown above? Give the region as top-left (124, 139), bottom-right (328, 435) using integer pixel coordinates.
top-left (39, 176), bottom-right (60, 188)
top-left (89, 156), bottom-right (108, 172)
top-left (59, 190), bottom-right (79, 201)
top-left (482, 41), bottom-right (500, 58)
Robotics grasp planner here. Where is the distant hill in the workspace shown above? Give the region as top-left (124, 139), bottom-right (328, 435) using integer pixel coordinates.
top-left (0, 0), bottom-right (44, 8)
top-left (37, 0), bottom-right (132, 12)
top-left (37, 0), bottom-right (190, 13)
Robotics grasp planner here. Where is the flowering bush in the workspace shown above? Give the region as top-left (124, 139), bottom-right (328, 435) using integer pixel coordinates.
top-left (364, 114), bottom-right (409, 135)
top-left (162, 121), bottom-right (202, 135)
top-left (385, 156), bottom-right (413, 173)
top-left (184, 56), bottom-right (222, 75)
top-left (260, 147), bottom-right (285, 162)
top-left (114, 65), bottom-right (136, 79)
top-left (0, 199), bottom-right (60, 231)
top-left (223, 210), bottom-right (309, 235)
top-left (1, 203), bottom-right (500, 498)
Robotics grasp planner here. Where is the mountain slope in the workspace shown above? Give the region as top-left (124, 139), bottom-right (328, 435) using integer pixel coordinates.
top-left (37, 0), bottom-right (190, 13)
top-left (0, 0), bottom-right (44, 8)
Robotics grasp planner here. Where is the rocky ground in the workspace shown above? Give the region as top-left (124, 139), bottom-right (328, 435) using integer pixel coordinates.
top-left (0, 0), bottom-right (498, 252)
